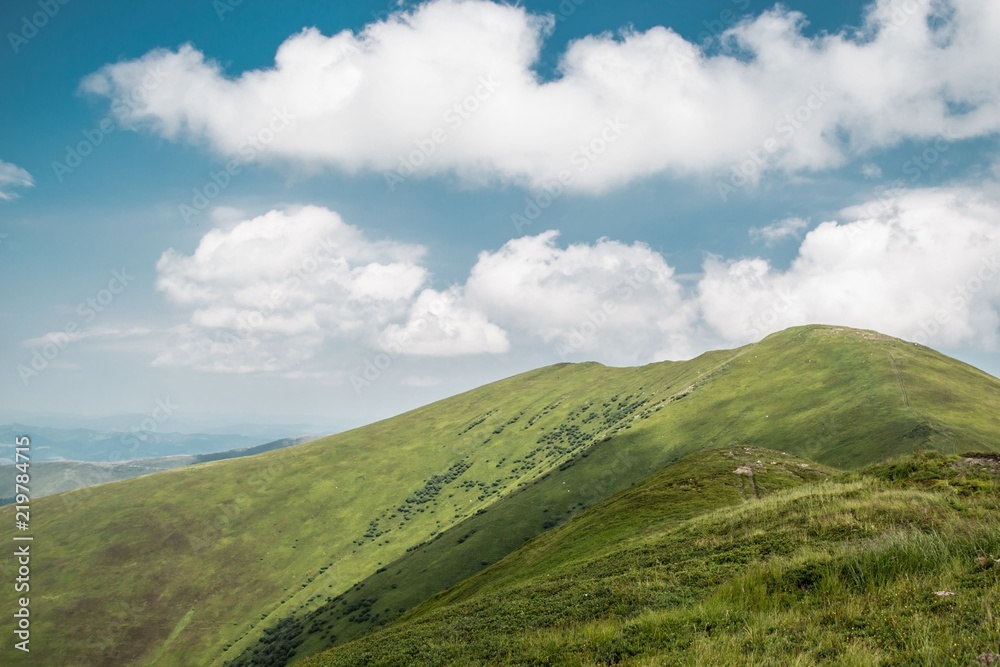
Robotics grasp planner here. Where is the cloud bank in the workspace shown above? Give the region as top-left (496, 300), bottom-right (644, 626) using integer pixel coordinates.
top-left (150, 184), bottom-right (1000, 373)
top-left (82, 0), bottom-right (1000, 192)
top-left (153, 206), bottom-right (428, 372)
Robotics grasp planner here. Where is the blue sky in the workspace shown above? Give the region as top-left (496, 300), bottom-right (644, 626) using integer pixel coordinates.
top-left (1, 0), bottom-right (999, 433)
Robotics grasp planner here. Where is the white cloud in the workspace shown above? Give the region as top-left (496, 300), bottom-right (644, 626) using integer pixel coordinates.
top-left (379, 287), bottom-right (510, 356)
top-left (750, 217), bottom-right (810, 245)
top-left (700, 187), bottom-right (1000, 347)
top-left (210, 206), bottom-right (247, 224)
top-left (82, 0), bottom-right (1000, 192)
top-left (464, 231), bottom-right (698, 362)
top-left (153, 206), bottom-right (431, 372)
top-left (0, 160), bottom-right (34, 201)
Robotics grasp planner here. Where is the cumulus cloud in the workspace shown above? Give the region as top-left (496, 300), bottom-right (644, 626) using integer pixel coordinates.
top-left (378, 287), bottom-right (510, 356)
top-left (0, 159), bottom-right (34, 201)
top-left (390, 188), bottom-right (1000, 362)
top-left (153, 206), bottom-right (432, 372)
top-left (464, 231), bottom-right (699, 362)
top-left (442, 187), bottom-right (1000, 361)
top-left (750, 217), bottom-right (810, 245)
top-left (82, 0), bottom-right (1000, 192)
top-left (700, 187), bottom-right (1000, 347)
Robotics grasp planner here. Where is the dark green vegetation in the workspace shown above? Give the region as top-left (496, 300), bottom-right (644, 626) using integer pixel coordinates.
top-left (0, 436), bottom-right (312, 503)
top-left (2, 325), bottom-right (1000, 666)
top-left (191, 436), bottom-right (317, 465)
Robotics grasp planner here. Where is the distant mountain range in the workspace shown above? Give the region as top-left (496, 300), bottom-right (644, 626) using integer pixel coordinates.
top-left (0, 424), bottom-right (266, 463)
top-left (0, 435), bottom-right (316, 503)
top-left (3, 325), bottom-right (999, 666)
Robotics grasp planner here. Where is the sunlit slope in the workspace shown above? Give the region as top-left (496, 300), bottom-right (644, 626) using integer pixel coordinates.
top-left (306, 449), bottom-right (1000, 666)
top-left (619, 325), bottom-right (1000, 468)
top-left (229, 447), bottom-right (832, 666)
top-left (2, 325), bottom-right (998, 667)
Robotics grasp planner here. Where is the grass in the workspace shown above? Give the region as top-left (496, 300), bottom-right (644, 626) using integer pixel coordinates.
top-left (148, 609), bottom-right (196, 665)
top-left (224, 447), bottom-right (834, 665)
top-left (2, 325), bottom-right (999, 666)
top-left (304, 450), bottom-right (1000, 666)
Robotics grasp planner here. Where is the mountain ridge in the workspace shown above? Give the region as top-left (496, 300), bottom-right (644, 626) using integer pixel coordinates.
top-left (3, 324), bottom-right (999, 666)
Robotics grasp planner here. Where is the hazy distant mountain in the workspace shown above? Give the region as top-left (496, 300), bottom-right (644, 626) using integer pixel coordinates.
top-left (0, 424), bottom-right (294, 463)
top-left (0, 435), bottom-right (316, 502)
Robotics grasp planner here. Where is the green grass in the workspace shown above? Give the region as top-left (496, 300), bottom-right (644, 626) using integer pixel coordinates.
top-left (2, 325), bottom-right (999, 666)
top-left (225, 447), bottom-right (834, 666)
top-left (304, 450), bottom-right (1000, 666)
top-left (148, 609), bottom-right (196, 665)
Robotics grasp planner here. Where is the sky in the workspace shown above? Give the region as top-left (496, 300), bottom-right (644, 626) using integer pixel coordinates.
top-left (1, 0), bottom-right (999, 433)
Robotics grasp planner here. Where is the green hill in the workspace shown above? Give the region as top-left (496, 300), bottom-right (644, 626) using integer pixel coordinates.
top-left (2, 325), bottom-right (999, 666)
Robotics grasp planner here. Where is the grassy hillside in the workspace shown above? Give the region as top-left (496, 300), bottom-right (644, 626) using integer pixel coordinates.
top-left (305, 449), bottom-right (1000, 666)
top-left (226, 447), bottom-right (835, 666)
top-left (2, 325), bottom-right (999, 666)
